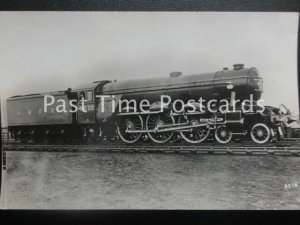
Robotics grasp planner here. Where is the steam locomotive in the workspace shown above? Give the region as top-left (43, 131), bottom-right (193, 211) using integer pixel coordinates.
top-left (7, 64), bottom-right (294, 144)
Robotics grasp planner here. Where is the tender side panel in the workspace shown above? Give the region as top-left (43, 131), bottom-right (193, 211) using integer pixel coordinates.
top-left (7, 94), bottom-right (73, 126)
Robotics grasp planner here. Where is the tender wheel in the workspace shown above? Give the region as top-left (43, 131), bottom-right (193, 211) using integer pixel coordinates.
top-left (179, 115), bottom-right (210, 144)
top-left (92, 126), bottom-right (103, 143)
top-left (81, 126), bottom-right (103, 143)
top-left (117, 115), bottom-right (143, 143)
top-left (250, 123), bottom-right (271, 144)
top-left (146, 113), bottom-right (175, 143)
top-left (48, 129), bottom-right (59, 143)
top-left (32, 129), bottom-right (44, 143)
top-left (20, 130), bottom-right (29, 144)
top-left (215, 125), bottom-right (232, 144)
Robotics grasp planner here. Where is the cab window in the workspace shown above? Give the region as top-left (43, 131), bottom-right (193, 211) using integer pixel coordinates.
top-left (79, 91), bottom-right (85, 101)
top-left (87, 91), bottom-right (93, 102)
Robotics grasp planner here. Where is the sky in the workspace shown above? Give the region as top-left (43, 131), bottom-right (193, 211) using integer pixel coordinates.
top-left (0, 12), bottom-right (298, 126)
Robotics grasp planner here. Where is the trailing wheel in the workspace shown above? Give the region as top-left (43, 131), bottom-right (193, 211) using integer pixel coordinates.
top-left (179, 115), bottom-right (210, 144)
top-left (250, 123), bottom-right (271, 144)
top-left (215, 125), bottom-right (232, 144)
top-left (146, 112), bottom-right (175, 143)
top-left (117, 115), bottom-right (143, 143)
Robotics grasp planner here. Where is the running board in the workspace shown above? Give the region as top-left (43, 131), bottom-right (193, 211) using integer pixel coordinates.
top-left (126, 123), bottom-right (208, 133)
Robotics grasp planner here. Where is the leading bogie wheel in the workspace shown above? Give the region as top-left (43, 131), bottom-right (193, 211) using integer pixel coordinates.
top-left (250, 123), bottom-right (271, 144)
top-left (117, 115), bottom-right (143, 143)
top-left (215, 125), bottom-right (232, 144)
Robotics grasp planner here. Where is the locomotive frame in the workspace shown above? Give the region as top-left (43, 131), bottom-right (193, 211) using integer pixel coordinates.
top-left (6, 64), bottom-right (294, 145)
top-left (115, 102), bottom-right (291, 144)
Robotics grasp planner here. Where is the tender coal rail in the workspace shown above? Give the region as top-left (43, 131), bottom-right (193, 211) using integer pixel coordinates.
top-left (3, 143), bottom-right (300, 156)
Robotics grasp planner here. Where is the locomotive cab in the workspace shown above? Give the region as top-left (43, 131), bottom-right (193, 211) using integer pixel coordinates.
top-left (71, 80), bottom-right (112, 141)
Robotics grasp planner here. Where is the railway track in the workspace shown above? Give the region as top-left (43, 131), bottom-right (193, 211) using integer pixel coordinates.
top-left (3, 142), bottom-right (300, 156)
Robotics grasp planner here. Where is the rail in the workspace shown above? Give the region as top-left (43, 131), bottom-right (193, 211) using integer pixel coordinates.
top-left (3, 129), bottom-right (300, 156)
top-left (3, 143), bottom-right (300, 156)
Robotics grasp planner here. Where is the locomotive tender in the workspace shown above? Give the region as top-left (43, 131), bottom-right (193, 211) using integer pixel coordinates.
top-left (7, 64), bottom-right (294, 144)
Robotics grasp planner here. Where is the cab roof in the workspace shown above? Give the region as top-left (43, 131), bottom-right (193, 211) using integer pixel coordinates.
top-left (72, 80), bottom-right (111, 92)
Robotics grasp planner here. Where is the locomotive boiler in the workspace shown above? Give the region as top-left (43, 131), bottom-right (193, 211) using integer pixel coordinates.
top-left (6, 64), bottom-right (294, 144)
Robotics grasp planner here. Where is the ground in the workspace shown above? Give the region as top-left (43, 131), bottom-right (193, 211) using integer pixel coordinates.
top-left (2, 151), bottom-right (300, 209)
